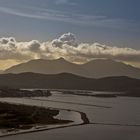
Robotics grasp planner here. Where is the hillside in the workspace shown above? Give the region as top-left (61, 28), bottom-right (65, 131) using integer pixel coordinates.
top-left (0, 72), bottom-right (140, 92)
top-left (4, 58), bottom-right (140, 79)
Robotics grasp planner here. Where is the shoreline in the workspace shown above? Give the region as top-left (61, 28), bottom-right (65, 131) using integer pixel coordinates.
top-left (0, 101), bottom-right (90, 138)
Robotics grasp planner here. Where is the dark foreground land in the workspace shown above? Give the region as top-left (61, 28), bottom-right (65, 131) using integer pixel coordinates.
top-left (0, 102), bottom-right (72, 130)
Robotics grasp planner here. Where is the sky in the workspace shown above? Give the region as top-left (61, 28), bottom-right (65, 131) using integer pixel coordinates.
top-left (0, 0), bottom-right (140, 69)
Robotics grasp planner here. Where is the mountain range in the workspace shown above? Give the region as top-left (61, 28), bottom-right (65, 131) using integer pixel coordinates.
top-left (0, 70), bottom-right (3, 74)
top-left (0, 72), bottom-right (140, 92)
top-left (4, 58), bottom-right (140, 79)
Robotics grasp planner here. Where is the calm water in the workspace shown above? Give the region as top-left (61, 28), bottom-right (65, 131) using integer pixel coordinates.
top-left (0, 91), bottom-right (140, 140)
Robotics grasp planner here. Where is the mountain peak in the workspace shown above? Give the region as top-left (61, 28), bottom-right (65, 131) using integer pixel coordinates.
top-left (4, 58), bottom-right (140, 79)
top-left (56, 57), bottom-right (66, 61)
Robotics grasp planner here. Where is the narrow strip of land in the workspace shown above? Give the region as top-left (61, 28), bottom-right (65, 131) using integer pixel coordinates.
top-left (90, 122), bottom-right (140, 127)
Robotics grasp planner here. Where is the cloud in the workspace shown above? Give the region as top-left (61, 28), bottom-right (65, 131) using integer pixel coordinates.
top-left (0, 38), bottom-right (38, 60)
top-left (0, 6), bottom-right (134, 30)
top-left (0, 33), bottom-right (140, 66)
top-left (27, 40), bottom-right (41, 52)
top-left (0, 37), bottom-right (16, 44)
top-left (52, 32), bottom-right (78, 47)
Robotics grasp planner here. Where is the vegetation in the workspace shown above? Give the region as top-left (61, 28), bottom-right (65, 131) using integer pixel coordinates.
top-left (0, 88), bottom-right (51, 97)
top-left (0, 102), bottom-right (72, 130)
top-left (0, 73), bottom-right (140, 92)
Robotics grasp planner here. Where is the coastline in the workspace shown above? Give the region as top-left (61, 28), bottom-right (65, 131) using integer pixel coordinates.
top-left (0, 100), bottom-right (90, 138)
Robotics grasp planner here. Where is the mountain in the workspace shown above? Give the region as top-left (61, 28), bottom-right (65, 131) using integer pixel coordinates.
top-left (4, 58), bottom-right (140, 79)
top-left (0, 72), bottom-right (140, 92)
top-left (80, 59), bottom-right (140, 78)
top-left (4, 58), bottom-right (80, 75)
top-left (0, 70), bottom-right (3, 74)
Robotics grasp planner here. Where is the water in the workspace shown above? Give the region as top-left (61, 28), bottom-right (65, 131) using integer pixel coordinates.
top-left (0, 91), bottom-right (140, 140)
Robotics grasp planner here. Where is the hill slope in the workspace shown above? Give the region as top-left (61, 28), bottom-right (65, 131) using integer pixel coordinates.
top-left (4, 58), bottom-right (140, 79)
top-left (0, 72), bottom-right (140, 92)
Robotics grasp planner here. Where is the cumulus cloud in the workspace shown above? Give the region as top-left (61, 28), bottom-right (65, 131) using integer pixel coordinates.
top-left (26, 40), bottom-right (41, 52)
top-left (0, 37), bottom-right (16, 44)
top-left (0, 33), bottom-right (140, 68)
top-left (52, 32), bottom-right (78, 47)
